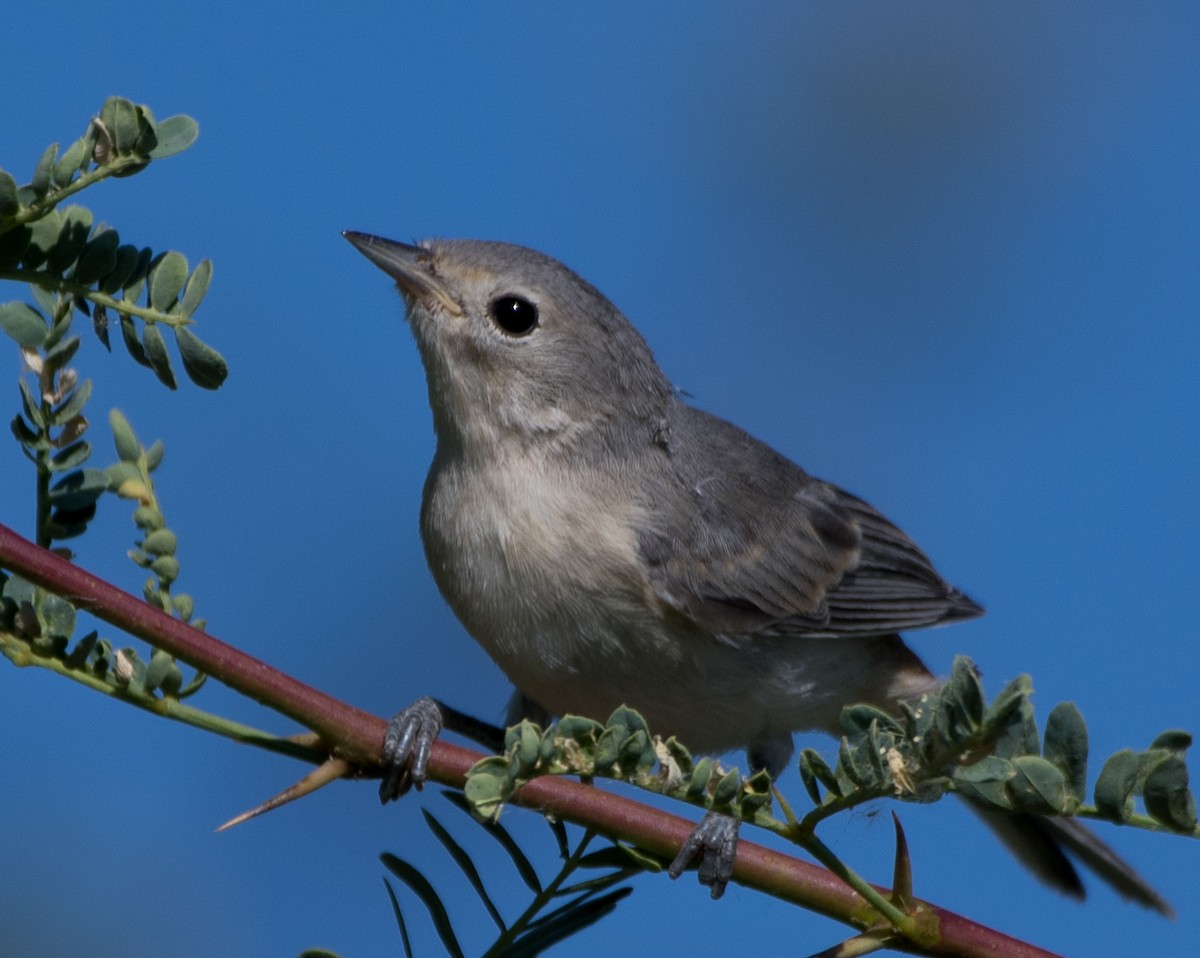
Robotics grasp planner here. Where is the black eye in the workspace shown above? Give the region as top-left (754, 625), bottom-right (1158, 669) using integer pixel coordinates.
top-left (489, 295), bottom-right (539, 336)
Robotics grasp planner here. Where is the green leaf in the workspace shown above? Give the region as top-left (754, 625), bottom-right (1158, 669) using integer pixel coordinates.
top-left (149, 251), bottom-right (188, 311)
top-left (105, 98), bottom-right (141, 154)
top-left (0, 169), bottom-right (19, 217)
top-left (556, 715), bottom-right (603, 745)
top-left (149, 115), bottom-right (200, 159)
top-left (48, 468), bottom-right (109, 510)
top-left (1008, 755), bottom-right (1073, 815)
top-left (24, 209), bottom-right (62, 268)
top-left (799, 747), bottom-right (841, 802)
top-left (0, 302), bottom-right (48, 347)
top-left (451, 794), bottom-right (542, 894)
top-left (120, 315), bottom-right (150, 367)
top-left (132, 105), bottom-right (158, 155)
top-left (11, 412), bottom-right (42, 448)
top-left (686, 756), bottom-right (715, 798)
top-left (982, 673), bottom-right (1032, 728)
top-left (420, 810), bottom-right (505, 932)
top-left (605, 706), bottom-right (650, 739)
top-left (462, 756), bottom-right (511, 819)
top-left (52, 138), bottom-right (88, 187)
top-left (840, 704), bottom-right (904, 738)
top-left (142, 528), bottom-right (177, 556)
top-left (1142, 756), bottom-right (1197, 831)
top-left (175, 327), bottom-right (228, 389)
top-left (18, 379), bottom-right (44, 427)
top-left (0, 224), bottom-right (32, 269)
top-left (109, 409), bottom-right (141, 462)
top-left (507, 887), bottom-right (632, 957)
top-left (74, 229), bottom-right (121, 286)
top-left (46, 205), bottom-right (94, 275)
top-left (171, 593), bottom-right (194, 621)
top-left (125, 246), bottom-right (155, 292)
top-left (144, 439), bottom-right (165, 471)
top-left (593, 727), bottom-right (621, 772)
top-left (380, 878), bottom-right (414, 958)
top-left (142, 325), bottom-right (177, 389)
top-left (617, 728), bottom-right (653, 774)
top-left (1043, 702), bottom-right (1089, 802)
top-left (1095, 749), bottom-right (1139, 823)
top-left (940, 655), bottom-right (985, 735)
top-left (31, 143), bottom-right (58, 197)
top-left (378, 854), bottom-right (465, 958)
top-left (144, 650), bottom-right (179, 694)
top-left (179, 259), bottom-right (212, 317)
top-left (711, 767), bottom-right (741, 807)
top-left (49, 442), bottom-right (92, 472)
top-left (50, 377), bottom-right (92, 426)
top-left (40, 593), bottom-right (77, 641)
top-left (952, 755), bottom-right (1015, 809)
top-left (44, 335), bottom-right (81, 378)
top-left (101, 243), bottom-right (140, 295)
top-left (1150, 730), bottom-right (1192, 754)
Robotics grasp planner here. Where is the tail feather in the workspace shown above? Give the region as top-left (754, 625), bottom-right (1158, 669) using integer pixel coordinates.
top-left (971, 804), bottom-right (1173, 916)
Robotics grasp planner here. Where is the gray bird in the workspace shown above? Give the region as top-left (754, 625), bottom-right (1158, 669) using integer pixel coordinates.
top-left (344, 230), bottom-right (1167, 911)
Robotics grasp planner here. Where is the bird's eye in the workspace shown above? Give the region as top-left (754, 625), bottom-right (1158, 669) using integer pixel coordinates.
top-left (489, 295), bottom-right (539, 336)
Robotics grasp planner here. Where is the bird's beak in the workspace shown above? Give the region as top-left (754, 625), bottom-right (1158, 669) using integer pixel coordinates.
top-left (342, 231), bottom-right (463, 316)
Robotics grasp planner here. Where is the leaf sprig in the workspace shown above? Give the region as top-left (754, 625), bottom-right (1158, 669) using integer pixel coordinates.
top-left (0, 96), bottom-right (225, 390)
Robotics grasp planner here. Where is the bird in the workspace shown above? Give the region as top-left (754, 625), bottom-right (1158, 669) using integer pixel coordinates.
top-left (343, 229), bottom-right (1168, 911)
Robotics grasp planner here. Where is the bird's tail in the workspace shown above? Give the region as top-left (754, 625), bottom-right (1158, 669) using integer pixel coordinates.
top-left (970, 803), bottom-right (1173, 916)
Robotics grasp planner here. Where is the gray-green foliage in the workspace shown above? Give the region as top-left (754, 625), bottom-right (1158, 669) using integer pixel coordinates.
top-left (464, 657), bottom-right (1197, 839)
top-left (0, 96), bottom-right (224, 391)
top-left (3, 97), bottom-right (224, 555)
top-left (1, 99), bottom-right (214, 702)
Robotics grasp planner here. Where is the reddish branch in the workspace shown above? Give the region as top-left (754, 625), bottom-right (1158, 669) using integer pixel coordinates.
top-left (0, 522), bottom-right (1058, 958)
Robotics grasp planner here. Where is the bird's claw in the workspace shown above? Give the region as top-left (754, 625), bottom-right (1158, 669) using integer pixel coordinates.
top-left (379, 697), bottom-right (443, 803)
top-left (668, 810), bottom-right (740, 899)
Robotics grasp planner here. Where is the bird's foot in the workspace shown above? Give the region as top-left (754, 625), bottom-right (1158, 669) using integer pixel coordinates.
top-left (668, 810), bottom-right (740, 899)
top-left (378, 696), bottom-right (444, 803)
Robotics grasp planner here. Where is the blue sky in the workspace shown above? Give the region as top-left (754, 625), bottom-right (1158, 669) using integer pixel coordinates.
top-left (3, 3), bottom-right (1197, 956)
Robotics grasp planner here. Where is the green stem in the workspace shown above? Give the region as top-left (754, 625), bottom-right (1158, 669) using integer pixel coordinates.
top-left (0, 628), bottom-right (323, 764)
top-left (0, 270), bottom-right (189, 329)
top-left (795, 826), bottom-right (930, 944)
top-left (482, 829), bottom-right (598, 957)
top-left (0, 154), bottom-right (148, 235)
top-left (1074, 806), bottom-right (1200, 839)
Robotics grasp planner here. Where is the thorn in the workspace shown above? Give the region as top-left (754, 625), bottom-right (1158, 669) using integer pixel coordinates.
top-left (216, 756), bottom-right (351, 832)
top-left (889, 811), bottom-right (913, 909)
top-left (804, 930), bottom-right (890, 958)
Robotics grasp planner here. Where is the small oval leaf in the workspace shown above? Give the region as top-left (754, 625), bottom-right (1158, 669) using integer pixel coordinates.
top-left (109, 409), bottom-right (140, 462)
top-left (119, 315), bottom-right (150, 367)
top-left (149, 115), bottom-right (200, 159)
top-left (142, 325), bottom-right (177, 389)
top-left (1095, 749), bottom-right (1139, 823)
top-left (1043, 702), bottom-right (1089, 802)
top-left (31, 143), bottom-right (59, 196)
top-left (149, 251), bottom-right (188, 312)
top-left (74, 229), bottom-right (121, 286)
top-left (0, 302), bottom-right (48, 347)
top-left (179, 259), bottom-right (212, 317)
top-left (0, 169), bottom-right (19, 217)
top-left (1143, 756), bottom-right (1197, 832)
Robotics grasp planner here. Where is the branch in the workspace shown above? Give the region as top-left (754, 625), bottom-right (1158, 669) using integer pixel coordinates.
top-left (0, 521), bottom-right (1060, 958)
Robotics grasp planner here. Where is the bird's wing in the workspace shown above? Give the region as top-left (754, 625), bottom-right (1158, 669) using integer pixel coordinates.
top-left (638, 404), bottom-right (982, 638)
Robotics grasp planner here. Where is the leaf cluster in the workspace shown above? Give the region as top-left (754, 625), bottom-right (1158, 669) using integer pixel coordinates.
top-left (466, 705), bottom-right (773, 827)
top-left (0, 566), bottom-right (203, 701)
top-left (796, 657), bottom-right (1196, 835)
top-left (464, 658), bottom-right (1197, 847)
top-left (1, 407), bottom-right (205, 702)
top-left (0, 96), bottom-right (225, 390)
